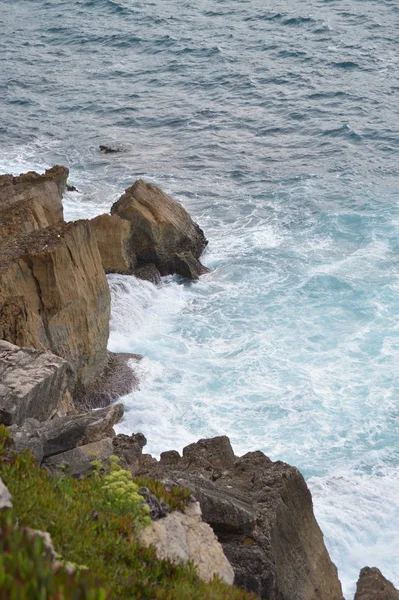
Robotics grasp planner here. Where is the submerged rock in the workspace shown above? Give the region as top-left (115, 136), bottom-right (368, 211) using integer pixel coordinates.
top-left (355, 567), bottom-right (399, 600)
top-left (0, 220), bottom-right (110, 389)
top-left (99, 145), bottom-right (121, 154)
top-left (127, 435), bottom-right (343, 600)
top-left (0, 166), bottom-right (68, 243)
top-left (139, 500), bottom-right (235, 585)
top-left (0, 340), bottom-right (75, 426)
top-left (111, 179), bottom-right (208, 279)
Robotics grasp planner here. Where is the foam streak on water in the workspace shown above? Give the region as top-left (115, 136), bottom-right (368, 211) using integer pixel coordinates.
top-left (1, 0), bottom-right (399, 596)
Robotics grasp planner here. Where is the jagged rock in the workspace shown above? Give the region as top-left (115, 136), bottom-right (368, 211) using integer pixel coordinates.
top-left (9, 403), bottom-right (123, 463)
top-left (139, 500), bottom-right (234, 585)
top-left (0, 476), bottom-right (12, 509)
top-left (137, 486), bottom-right (169, 520)
top-left (77, 352), bottom-right (141, 409)
top-left (90, 213), bottom-right (136, 274)
top-left (113, 432), bottom-right (147, 469)
top-left (43, 438), bottom-right (114, 476)
top-left (355, 567), bottom-right (399, 600)
top-left (174, 251), bottom-right (210, 280)
top-left (133, 263), bottom-right (162, 285)
top-left (0, 220), bottom-right (110, 389)
top-left (0, 166), bottom-right (68, 243)
top-left (0, 340), bottom-right (75, 426)
top-left (134, 436), bottom-right (344, 600)
top-left (111, 179), bottom-right (208, 278)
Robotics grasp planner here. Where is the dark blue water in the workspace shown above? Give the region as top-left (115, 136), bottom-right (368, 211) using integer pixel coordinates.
top-left (1, 0), bottom-right (399, 595)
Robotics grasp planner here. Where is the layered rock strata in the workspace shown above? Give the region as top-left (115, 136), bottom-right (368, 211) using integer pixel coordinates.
top-left (115, 434), bottom-right (343, 600)
top-left (90, 213), bottom-right (136, 274)
top-left (0, 340), bottom-right (74, 425)
top-left (9, 403), bottom-right (123, 464)
top-left (0, 221), bottom-right (110, 389)
top-left (111, 179), bottom-right (208, 279)
top-left (0, 166), bottom-right (68, 241)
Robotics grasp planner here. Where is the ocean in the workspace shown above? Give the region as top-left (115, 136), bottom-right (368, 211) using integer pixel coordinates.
top-left (1, 0), bottom-right (398, 596)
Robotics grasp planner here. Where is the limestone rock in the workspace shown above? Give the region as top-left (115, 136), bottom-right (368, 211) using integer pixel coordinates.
top-left (0, 476), bottom-right (12, 509)
top-left (9, 403), bottom-right (123, 463)
top-left (139, 500), bottom-right (234, 585)
top-left (355, 567), bottom-right (399, 600)
top-left (111, 179), bottom-right (207, 278)
top-left (0, 166), bottom-right (68, 243)
top-left (0, 340), bottom-right (75, 426)
top-left (0, 220), bottom-right (110, 389)
top-left (43, 438), bottom-right (114, 476)
top-left (90, 213), bottom-right (136, 274)
top-left (134, 436), bottom-right (344, 600)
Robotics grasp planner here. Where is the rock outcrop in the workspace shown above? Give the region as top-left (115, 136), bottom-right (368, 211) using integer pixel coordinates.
top-left (355, 567), bottom-right (399, 600)
top-left (43, 438), bottom-right (114, 476)
top-left (90, 213), bottom-right (136, 274)
top-left (111, 179), bottom-right (208, 279)
top-left (118, 435), bottom-right (343, 600)
top-left (0, 166), bottom-right (68, 242)
top-left (139, 500), bottom-right (235, 585)
top-left (0, 220), bottom-right (110, 389)
top-left (0, 477), bottom-right (12, 509)
top-left (0, 340), bottom-right (74, 426)
top-left (9, 403), bottom-right (123, 464)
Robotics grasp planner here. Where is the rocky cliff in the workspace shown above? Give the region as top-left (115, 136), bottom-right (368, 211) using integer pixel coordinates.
top-left (114, 434), bottom-right (344, 600)
top-left (0, 220), bottom-right (110, 389)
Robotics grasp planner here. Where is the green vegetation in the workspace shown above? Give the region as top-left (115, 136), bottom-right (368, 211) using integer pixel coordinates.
top-left (0, 426), bottom-right (257, 600)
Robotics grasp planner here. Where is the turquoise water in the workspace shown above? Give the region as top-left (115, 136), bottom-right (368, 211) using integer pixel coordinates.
top-left (1, 0), bottom-right (399, 595)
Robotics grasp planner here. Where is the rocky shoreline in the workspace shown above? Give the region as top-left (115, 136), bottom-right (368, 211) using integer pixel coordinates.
top-left (0, 166), bottom-right (397, 599)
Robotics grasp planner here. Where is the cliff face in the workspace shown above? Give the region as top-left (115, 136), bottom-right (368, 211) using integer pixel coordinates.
top-left (0, 221), bottom-right (110, 388)
top-left (0, 166), bottom-right (68, 242)
top-left (120, 435), bottom-right (344, 600)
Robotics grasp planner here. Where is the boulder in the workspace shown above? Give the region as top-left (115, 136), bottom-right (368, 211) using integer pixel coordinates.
top-left (0, 340), bottom-right (75, 426)
top-left (9, 403), bottom-right (123, 463)
top-left (90, 213), bottom-right (136, 274)
top-left (43, 438), bottom-right (114, 476)
top-left (133, 264), bottom-right (162, 285)
top-left (139, 500), bottom-right (234, 585)
top-left (355, 567), bottom-right (399, 600)
top-left (0, 477), bottom-right (12, 509)
top-left (0, 166), bottom-right (68, 243)
top-left (130, 436), bottom-right (343, 600)
top-left (111, 179), bottom-right (207, 278)
top-left (0, 220), bottom-right (110, 389)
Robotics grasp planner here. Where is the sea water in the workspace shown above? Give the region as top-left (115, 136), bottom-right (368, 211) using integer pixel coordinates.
top-left (1, 0), bottom-right (398, 596)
